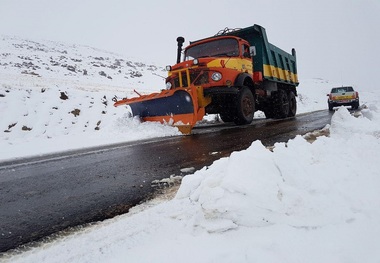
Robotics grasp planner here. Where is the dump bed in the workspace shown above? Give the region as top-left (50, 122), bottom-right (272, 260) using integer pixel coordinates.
top-left (222, 24), bottom-right (299, 86)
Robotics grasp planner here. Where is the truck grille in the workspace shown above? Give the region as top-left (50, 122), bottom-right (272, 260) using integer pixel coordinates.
top-left (169, 69), bottom-right (209, 88)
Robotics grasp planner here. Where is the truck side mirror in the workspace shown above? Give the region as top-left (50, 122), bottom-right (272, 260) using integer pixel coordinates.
top-left (249, 46), bottom-right (256, 57)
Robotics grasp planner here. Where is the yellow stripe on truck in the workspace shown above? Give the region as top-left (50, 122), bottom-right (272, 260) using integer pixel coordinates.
top-left (263, 64), bottom-right (298, 84)
top-left (207, 58), bottom-right (253, 74)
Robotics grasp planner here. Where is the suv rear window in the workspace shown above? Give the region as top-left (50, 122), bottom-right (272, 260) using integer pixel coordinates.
top-left (331, 87), bottom-right (354, 93)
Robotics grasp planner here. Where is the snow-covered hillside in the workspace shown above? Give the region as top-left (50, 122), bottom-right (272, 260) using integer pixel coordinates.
top-left (0, 35), bottom-right (353, 161)
top-left (0, 36), bottom-right (182, 161)
top-left (0, 35), bottom-right (167, 88)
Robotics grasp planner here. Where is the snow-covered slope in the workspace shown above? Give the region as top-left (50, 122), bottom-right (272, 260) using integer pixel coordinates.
top-left (0, 36), bottom-right (371, 161)
top-left (0, 35), bottom-right (167, 89)
top-left (0, 36), bottom-right (181, 160)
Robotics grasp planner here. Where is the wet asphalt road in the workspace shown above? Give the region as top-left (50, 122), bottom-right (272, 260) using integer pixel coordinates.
top-left (0, 110), bottom-right (333, 252)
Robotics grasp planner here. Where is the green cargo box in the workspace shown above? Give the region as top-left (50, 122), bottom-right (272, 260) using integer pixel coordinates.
top-left (221, 24), bottom-right (298, 87)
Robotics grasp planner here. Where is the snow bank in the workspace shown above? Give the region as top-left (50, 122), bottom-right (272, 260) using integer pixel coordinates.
top-left (0, 82), bottom-right (180, 160)
top-left (4, 105), bottom-right (380, 263)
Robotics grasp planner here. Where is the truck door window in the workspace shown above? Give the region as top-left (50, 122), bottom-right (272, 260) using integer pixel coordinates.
top-left (242, 44), bottom-right (250, 58)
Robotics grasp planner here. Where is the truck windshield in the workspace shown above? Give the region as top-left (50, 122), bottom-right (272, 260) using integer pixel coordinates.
top-left (185, 38), bottom-right (239, 60)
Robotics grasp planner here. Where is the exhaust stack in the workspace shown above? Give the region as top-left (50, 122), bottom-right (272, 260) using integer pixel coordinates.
top-left (176, 36), bottom-right (185, 64)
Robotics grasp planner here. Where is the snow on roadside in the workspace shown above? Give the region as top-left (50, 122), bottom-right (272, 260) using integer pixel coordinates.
top-left (0, 76), bottom-right (353, 161)
top-left (3, 104), bottom-right (380, 263)
top-left (0, 80), bottom-right (181, 161)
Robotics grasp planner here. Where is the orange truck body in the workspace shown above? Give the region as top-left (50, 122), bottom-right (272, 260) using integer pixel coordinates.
top-left (114, 24), bottom-right (298, 134)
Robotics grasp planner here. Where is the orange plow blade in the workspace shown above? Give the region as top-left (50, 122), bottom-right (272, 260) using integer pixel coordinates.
top-left (114, 87), bottom-right (210, 134)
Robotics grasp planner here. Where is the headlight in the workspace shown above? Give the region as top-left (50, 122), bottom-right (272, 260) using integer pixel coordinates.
top-left (166, 65), bottom-right (172, 71)
top-left (193, 58), bottom-right (199, 65)
top-left (211, 72), bottom-right (222, 81)
top-left (165, 82), bottom-right (172, 89)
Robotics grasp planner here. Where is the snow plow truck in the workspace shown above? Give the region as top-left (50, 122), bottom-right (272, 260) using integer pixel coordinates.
top-left (114, 24), bottom-right (299, 134)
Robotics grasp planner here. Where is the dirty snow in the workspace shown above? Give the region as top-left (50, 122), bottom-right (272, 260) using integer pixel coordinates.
top-left (1, 36), bottom-right (380, 262)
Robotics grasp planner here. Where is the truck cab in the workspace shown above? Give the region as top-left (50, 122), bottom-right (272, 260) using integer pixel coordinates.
top-left (165, 35), bottom-right (257, 124)
top-left (165, 36), bottom-right (253, 90)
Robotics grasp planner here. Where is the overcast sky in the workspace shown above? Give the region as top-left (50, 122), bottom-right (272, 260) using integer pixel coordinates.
top-left (1, 0), bottom-right (379, 90)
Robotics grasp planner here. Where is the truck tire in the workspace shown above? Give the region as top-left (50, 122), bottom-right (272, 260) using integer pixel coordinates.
top-left (234, 87), bottom-right (255, 125)
top-left (288, 91), bottom-right (297, 117)
top-left (263, 105), bottom-right (275, 119)
top-left (219, 112), bottom-right (234, 123)
top-left (218, 94), bottom-right (235, 122)
top-left (272, 89), bottom-right (289, 118)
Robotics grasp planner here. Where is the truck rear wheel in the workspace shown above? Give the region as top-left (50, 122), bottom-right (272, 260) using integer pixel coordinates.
top-left (263, 105), bottom-right (274, 119)
top-left (288, 91), bottom-right (297, 117)
top-left (272, 89), bottom-right (289, 118)
top-left (234, 87), bottom-right (255, 125)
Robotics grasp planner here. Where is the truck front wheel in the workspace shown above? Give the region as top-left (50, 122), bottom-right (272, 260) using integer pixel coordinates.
top-left (219, 111), bottom-right (234, 123)
top-left (234, 87), bottom-right (255, 125)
